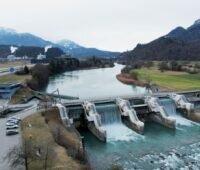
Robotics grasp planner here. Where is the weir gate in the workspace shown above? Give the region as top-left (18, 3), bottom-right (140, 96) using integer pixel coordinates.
top-left (59, 90), bottom-right (200, 142)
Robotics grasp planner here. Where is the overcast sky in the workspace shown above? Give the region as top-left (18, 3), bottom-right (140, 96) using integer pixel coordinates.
top-left (0, 0), bottom-right (199, 51)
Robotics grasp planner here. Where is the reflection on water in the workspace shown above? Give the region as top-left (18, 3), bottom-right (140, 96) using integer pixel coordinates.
top-left (46, 63), bottom-right (148, 99)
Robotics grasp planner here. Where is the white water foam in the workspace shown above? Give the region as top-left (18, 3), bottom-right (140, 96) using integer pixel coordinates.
top-left (97, 104), bottom-right (143, 142)
top-left (174, 115), bottom-right (195, 127)
top-left (160, 98), bottom-right (197, 127)
top-left (103, 123), bottom-right (142, 142)
top-left (135, 142), bottom-right (200, 169)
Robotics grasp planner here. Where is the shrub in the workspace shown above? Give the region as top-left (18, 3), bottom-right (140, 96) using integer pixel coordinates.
top-left (144, 61), bottom-right (154, 68)
top-left (27, 64), bottom-right (50, 90)
top-left (24, 66), bottom-right (30, 74)
top-left (159, 61), bottom-right (168, 72)
top-left (129, 70), bottom-right (139, 80)
top-left (50, 123), bottom-right (88, 164)
top-left (121, 65), bottom-right (134, 74)
top-left (15, 66), bottom-right (30, 75)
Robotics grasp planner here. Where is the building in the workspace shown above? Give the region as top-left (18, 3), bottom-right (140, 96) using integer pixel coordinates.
top-left (0, 83), bottom-right (22, 99)
top-left (7, 55), bottom-right (16, 61)
top-left (37, 53), bottom-right (46, 60)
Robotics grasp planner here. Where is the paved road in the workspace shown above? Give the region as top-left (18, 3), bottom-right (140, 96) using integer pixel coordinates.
top-left (0, 103), bottom-right (38, 170)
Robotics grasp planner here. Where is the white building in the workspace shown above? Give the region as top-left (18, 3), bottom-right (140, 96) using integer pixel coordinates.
top-left (37, 53), bottom-right (46, 60)
top-left (7, 55), bottom-right (16, 61)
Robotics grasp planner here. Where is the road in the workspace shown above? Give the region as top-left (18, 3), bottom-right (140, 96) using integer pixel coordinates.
top-left (0, 103), bottom-right (38, 170)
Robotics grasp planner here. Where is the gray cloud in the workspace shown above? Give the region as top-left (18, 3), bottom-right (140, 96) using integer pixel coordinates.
top-left (0, 0), bottom-right (199, 51)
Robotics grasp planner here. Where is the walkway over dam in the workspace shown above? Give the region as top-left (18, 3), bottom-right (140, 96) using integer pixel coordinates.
top-left (63, 90), bottom-right (200, 106)
top-left (60, 90), bottom-right (200, 142)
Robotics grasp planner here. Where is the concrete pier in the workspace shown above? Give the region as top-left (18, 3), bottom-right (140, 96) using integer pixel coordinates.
top-left (169, 94), bottom-right (200, 122)
top-left (82, 101), bottom-right (106, 142)
top-left (62, 90), bottom-right (200, 142)
top-left (116, 98), bottom-right (144, 134)
top-left (146, 97), bottom-right (176, 128)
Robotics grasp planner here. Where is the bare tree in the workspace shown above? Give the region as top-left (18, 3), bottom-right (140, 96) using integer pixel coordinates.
top-left (43, 145), bottom-right (49, 170)
top-left (4, 138), bottom-right (34, 170)
top-left (5, 139), bottom-right (54, 170)
top-left (43, 144), bottom-right (53, 170)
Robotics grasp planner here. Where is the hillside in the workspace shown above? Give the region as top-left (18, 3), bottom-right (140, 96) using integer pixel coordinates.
top-left (119, 19), bottom-right (200, 63)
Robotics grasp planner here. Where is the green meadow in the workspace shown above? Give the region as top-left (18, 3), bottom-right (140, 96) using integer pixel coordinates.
top-left (136, 68), bottom-right (200, 91)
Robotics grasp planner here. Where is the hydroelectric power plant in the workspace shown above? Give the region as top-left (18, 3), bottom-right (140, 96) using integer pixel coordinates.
top-left (45, 64), bottom-right (200, 169)
top-left (53, 90), bottom-right (200, 169)
top-left (61, 91), bottom-right (200, 142)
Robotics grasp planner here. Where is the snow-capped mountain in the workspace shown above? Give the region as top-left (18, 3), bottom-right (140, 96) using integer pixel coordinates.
top-left (0, 27), bottom-right (53, 47)
top-left (194, 19), bottom-right (200, 26)
top-left (0, 28), bottom-right (119, 58)
top-left (0, 27), bottom-right (16, 34)
top-left (57, 40), bottom-right (80, 49)
top-left (57, 39), bottom-right (120, 58)
top-left (57, 40), bottom-right (119, 58)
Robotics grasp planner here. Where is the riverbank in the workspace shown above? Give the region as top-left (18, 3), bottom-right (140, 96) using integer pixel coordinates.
top-left (116, 73), bottom-right (149, 87)
top-left (21, 108), bottom-right (89, 170)
top-left (117, 66), bottom-right (200, 91)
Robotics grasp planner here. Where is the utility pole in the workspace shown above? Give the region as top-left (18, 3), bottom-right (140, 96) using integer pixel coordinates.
top-left (56, 88), bottom-right (61, 104)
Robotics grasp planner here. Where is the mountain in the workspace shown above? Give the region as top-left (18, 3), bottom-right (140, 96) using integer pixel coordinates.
top-left (0, 27), bottom-right (53, 47)
top-left (57, 40), bottom-right (120, 58)
top-left (119, 19), bottom-right (200, 63)
top-left (167, 19), bottom-right (200, 42)
top-left (0, 27), bottom-right (119, 58)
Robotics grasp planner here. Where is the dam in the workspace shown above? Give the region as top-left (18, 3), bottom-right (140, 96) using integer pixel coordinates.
top-left (53, 90), bottom-right (200, 169)
top-left (46, 64), bottom-right (200, 169)
top-left (58, 90), bottom-right (200, 143)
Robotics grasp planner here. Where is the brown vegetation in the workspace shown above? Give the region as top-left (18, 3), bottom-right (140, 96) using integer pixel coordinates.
top-left (116, 73), bottom-right (149, 87)
top-left (20, 109), bottom-right (89, 170)
top-left (9, 86), bottom-right (34, 104)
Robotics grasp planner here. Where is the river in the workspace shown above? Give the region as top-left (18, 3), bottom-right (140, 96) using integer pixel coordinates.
top-left (46, 63), bottom-right (148, 99)
top-left (46, 64), bottom-right (200, 170)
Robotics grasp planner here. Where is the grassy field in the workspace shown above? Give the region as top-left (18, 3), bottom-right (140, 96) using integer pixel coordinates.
top-left (21, 111), bottom-right (83, 170)
top-left (0, 61), bottom-right (30, 68)
top-left (0, 74), bottom-right (30, 83)
top-left (136, 68), bottom-right (200, 91)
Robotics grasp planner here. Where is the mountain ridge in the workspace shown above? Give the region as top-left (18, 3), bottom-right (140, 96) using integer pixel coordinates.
top-left (119, 19), bottom-right (200, 62)
top-left (0, 27), bottom-right (119, 58)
